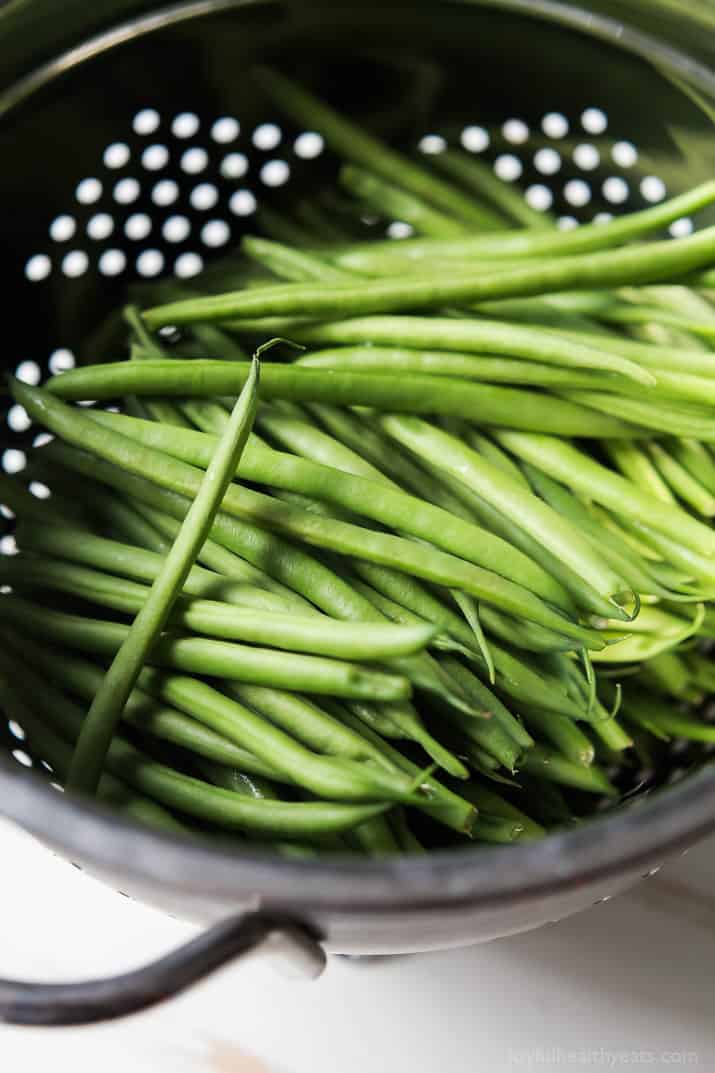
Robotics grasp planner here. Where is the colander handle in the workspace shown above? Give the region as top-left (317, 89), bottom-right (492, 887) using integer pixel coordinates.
top-left (0, 911), bottom-right (325, 1026)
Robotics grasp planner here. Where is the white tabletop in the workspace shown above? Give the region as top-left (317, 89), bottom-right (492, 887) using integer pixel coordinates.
top-left (1, 817), bottom-right (713, 1073)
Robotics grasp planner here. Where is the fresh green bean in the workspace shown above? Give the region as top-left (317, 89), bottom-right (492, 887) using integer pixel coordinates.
top-left (0, 556), bottom-right (436, 660)
top-left (520, 707), bottom-right (595, 767)
top-left (224, 683), bottom-right (390, 765)
top-left (646, 442), bottom-right (715, 517)
top-left (0, 595), bottom-right (411, 701)
top-left (0, 680), bottom-right (189, 834)
top-left (45, 359), bottom-right (638, 437)
top-left (1, 636), bottom-right (390, 834)
top-left (329, 182), bottom-right (715, 272)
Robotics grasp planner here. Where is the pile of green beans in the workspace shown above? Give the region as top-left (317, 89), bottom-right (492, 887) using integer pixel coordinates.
top-left (4, 69), bottom-right (715, 856)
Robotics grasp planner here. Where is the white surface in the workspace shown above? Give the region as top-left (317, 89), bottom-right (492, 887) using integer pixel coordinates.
top-left (1, 818), bottom-right (713, 1072)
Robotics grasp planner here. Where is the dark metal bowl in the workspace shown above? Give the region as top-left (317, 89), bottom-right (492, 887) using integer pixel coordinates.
top-left (1, 0), bottom-right (714, 1025)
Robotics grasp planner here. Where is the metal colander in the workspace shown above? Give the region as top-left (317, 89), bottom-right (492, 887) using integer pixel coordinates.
top-left (1, 0), bottom-right (715, 1028)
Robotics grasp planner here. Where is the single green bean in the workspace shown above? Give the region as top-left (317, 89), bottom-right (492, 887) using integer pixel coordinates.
top-left (520, 746), bottom-right (617, 796)
top-left (646, 442), bottom-right (715, 517)
top-left (45, 359), bottom-right (638, 437)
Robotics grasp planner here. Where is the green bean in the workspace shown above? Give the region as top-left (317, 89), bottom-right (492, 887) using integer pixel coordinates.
top-left (293, 315), bottom-right (655, 383)
top-left (90, 408), bottom-right (571, 610)
top-left (349, 577), bottom-right (468, 657)
top-left (142, 226), bottom-right (715, 327)
top-left (466, 813), bottom-right (526, 844)
top-left (520, 707), bottom-right (595, 767)
top-left (519, 463), bottom-right (691, 601)
top-left (61, 359), bottom-right (259, 793)
top-left (455, 782), bottom-right (544, 840)
top-left (347, 814), bottom-right (402, 856)
top-left (253, 66), bottom-right (498, 228)
top-left (16, 521), bottom-right (313, 614)
top-left (429, 149), bottom-right (549, 230)
top-left (434, 695), bottom-right (525, 772)
top-left (546, 325), bottom-right (715, 375)
top-left (494, 432), bottom-right (715, 559)
top-left (604, 442), bottom-right (675, 503)
top-left (224, 683), bottom-right (390, 765)
top-left (256, 205), bottom-right (317, 247)
top-left (39, 442), bottom-right (409, 625)
top-left (439, 657), bottom-right (534, 748)
top-left (478, 606), bottom-right (575, 653)
top-left (339, 165), bottom-right (472, 237)
top-left (381, 415), bottom-right (631, 618)
top-left (22, 388), bottom-right (602, 642)
top-left (242, 236), bottom-right (353, 284)
top-left (0, 556), bottom-right (436, 661)
top-left (415, 451), bottom-right (616, 620)
top-left (620, 517), bottom-right (715, 585)
top-left (0, 680), bottom-right (189, 835)
top-left (305, 404), bottom-right (480, 520)
top-left (329, 182), bottom-right (715, 272)
top-left (0, 595), bottom-right (411, 701)
top-left (637, 649), bottom-right (694, 699)
top-left (669, 438), bottom-right (715, 496)
top-left (296, 346), bottom-right (649, 391)
top-left (3, 631), bottom-right (283, 778)
top-left (646, 442), bottom-right (715, 517)
top-left (45, 359), bottom-right (638, 437)
top-left (139, 667), bottom-right (429, 804)
top-left (520, 746), bottom-right (617, 796)
top-left (561, 390), bottom-right (715, 440)
top-left (2, 634), bottom-right (392, 833)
